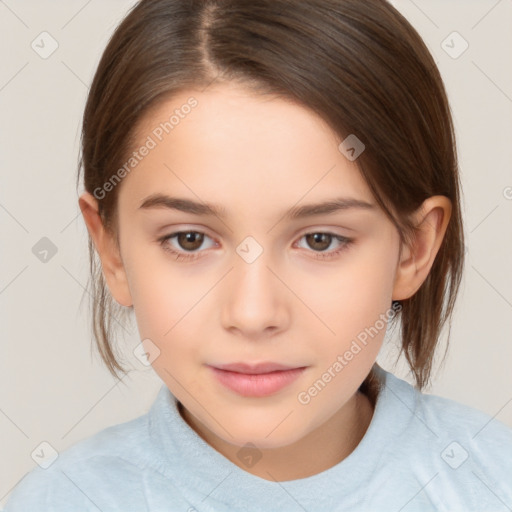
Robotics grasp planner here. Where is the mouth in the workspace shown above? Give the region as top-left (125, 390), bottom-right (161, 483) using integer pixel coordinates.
top-left (207, 362), bottom-right (308, 397)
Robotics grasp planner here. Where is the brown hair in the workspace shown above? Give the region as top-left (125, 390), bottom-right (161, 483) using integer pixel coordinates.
top-left (77, 0), bottom-right (464, 402)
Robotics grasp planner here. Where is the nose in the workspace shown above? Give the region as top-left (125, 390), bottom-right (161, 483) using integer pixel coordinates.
top-left (220, 248), bottom-right (290, 339)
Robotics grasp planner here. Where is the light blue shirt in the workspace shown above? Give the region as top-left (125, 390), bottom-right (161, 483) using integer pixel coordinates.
top-left (5, 366), bottom-right (512, 511)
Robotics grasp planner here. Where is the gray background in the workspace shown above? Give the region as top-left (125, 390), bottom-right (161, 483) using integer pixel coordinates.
top-left (1, 0), bottom-right (511, 505)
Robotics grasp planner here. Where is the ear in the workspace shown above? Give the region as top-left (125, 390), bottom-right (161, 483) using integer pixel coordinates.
top-left (392, 196), bottom-right (452, 301)
top-left (78, 192), bottom-right (133, 307)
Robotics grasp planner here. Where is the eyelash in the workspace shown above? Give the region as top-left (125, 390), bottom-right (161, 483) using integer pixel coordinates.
top-left (157, 230), bottom-right (353, 262)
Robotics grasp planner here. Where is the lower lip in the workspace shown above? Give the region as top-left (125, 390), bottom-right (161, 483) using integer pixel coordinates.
top-left (209, 366), bottom-right (307, 397)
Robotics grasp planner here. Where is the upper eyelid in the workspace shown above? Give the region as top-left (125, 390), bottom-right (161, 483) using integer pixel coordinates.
top-left (162, 229), bottom-right (350, 250)
top-left (161, 223), bottom-right (353, 236)
top-left (163, 227), bottom-right (349, 238)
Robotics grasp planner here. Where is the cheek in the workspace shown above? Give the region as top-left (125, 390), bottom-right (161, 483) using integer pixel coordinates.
top-left (126, 230), bottom-right (398, 369)
top-left (300, 238), bottom-right (398, 342)
top-left (292, 244), bottom-right (398, 416)
top-left (124, 244), bottom-right (201, 342)
top-left (129, 265), bottom-right (206, 383)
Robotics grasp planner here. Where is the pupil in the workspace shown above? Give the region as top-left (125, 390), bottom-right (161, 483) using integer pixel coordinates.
top-left (179, 232), bottom-right (203, 250)
top-left (307, 233), bottom-right (330, 251)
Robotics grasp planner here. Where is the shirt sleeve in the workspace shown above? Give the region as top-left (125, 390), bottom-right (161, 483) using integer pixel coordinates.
top-left (4, 465), bottom-right (101, 512)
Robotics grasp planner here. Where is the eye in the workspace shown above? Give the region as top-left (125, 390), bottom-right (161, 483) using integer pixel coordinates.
top-left (158, 230), bottom-right (353, 262)
top-left (158, 231), bottom-right (216, 261)
top-left (296, 232), bottom-right (352, 260)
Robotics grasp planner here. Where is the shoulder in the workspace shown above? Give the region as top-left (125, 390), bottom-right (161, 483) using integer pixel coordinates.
top-left (412, 379), bottom-right (512, 459)
top-left (4, 412), bottom-right (158, 511)
top-left (382, 368), bottom-right (512, 443)
top-left (420, 387), bottom-right (512, 441)
top-left (378, 369), bottom-right (512, 509)
top-left (383, 369), bottom-right (512, 456)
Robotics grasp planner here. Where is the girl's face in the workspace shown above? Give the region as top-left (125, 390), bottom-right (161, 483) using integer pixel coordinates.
top-left (112, 82), bottom-right (401, 449)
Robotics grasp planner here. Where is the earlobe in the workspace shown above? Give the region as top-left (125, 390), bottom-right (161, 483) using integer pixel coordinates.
top-left (392, 196), bottom-right (452, 301)
top-left (78, 192), bottom-right (133, 307)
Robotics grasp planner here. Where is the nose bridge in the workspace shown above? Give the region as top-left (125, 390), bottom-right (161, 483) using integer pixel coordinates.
top-left (220, 237), bottom-right (289, 336)
top-left (232, 240), bottom-right (278, 305)
top-left (234, 246), bottom-right (274, 295)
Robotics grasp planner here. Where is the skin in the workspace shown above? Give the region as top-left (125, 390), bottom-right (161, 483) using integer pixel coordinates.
top-left (79, 82), bottom-right (451, 482)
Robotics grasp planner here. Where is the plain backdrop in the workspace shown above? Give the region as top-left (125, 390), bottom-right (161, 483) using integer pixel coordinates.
top-left (1, 0), bottom-right (511, 506)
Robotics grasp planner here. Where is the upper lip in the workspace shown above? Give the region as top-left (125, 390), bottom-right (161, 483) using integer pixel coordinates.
top-left (210, 362), bottom-right (305, 375)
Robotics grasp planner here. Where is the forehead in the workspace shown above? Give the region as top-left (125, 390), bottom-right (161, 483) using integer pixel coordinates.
top-left (118, 83), bottom-right (374, 216)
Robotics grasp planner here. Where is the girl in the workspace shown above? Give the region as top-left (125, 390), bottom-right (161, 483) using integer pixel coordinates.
top-left (6, 0), bottom-right (512, 510)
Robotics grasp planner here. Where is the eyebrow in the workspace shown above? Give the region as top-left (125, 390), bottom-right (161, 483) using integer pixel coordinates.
top-left (138, 193), bottom-right (375, 220)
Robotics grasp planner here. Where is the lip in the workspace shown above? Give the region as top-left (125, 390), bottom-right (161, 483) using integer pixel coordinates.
top-left (208, 362), bottom-right (307, 397)
top-left (212, 362), bottom-right (301, 374)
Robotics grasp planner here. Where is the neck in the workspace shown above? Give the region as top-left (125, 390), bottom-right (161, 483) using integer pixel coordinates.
top-left (179, 390), bottom-right (375, 482)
